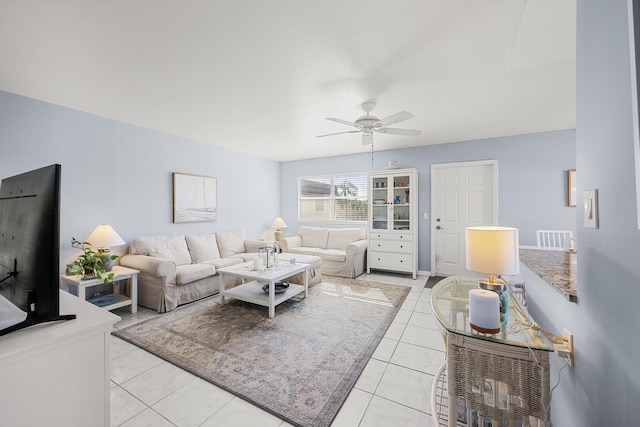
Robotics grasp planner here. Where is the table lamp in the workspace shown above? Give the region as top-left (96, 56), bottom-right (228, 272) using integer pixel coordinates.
top-left (86, 224), bottom-right (126, 271)
top-left (465, 226), bottom-right (519, 327)
top-left (271, 217), bottom-right (288, 241)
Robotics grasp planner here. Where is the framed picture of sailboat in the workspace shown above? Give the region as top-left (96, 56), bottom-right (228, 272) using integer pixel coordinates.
top-left (173, 172), bottom-right (217, 223)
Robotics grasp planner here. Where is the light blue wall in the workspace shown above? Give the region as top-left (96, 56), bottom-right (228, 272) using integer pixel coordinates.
top-left (281, 129), bottom-right (576, 272)
top-left (0, 91), bottom-right (280, 267)
top-left (520, 1), bottom-right (640, 425)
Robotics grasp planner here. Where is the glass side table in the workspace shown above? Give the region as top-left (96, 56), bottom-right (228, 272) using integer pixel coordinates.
top-left (430, 276), bottom-right (553, 427)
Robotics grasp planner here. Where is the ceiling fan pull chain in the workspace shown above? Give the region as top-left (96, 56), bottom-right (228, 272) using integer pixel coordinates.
top-left (371, 141), bottom-right (374, 168)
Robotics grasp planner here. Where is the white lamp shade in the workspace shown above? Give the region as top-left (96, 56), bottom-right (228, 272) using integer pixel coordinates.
top-left (85, 224), bottom-right (126, 248)
top-left (465, 226), bottom-right (520, 276)
top-left (271, 216), bottom-right (288, 230)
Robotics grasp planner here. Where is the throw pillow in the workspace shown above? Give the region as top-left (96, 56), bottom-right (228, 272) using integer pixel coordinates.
top-left (186, 234), bottom-right (221, 263)
top-left (216, 229), bottom-right (247, 257)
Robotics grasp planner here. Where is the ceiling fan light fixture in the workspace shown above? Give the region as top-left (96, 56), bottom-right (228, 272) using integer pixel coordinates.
top-left (317, 100), bottom-right (422, 145)
top-left (362, 131), bottom-right (373, 145)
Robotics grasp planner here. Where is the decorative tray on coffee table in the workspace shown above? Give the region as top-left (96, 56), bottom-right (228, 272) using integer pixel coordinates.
top-left (261, 281), bottom-right (290, 294)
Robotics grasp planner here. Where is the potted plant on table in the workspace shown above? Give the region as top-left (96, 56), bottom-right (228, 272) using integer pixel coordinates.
top-left (66, 237), bottom-right (118, 284)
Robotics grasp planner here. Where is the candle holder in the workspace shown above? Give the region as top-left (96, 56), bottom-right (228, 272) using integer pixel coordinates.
top-left (258, 247), bottom-right (276, 269)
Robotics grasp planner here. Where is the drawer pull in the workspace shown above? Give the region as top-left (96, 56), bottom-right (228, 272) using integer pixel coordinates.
top-left (400, 245), bottom-right (403, 248)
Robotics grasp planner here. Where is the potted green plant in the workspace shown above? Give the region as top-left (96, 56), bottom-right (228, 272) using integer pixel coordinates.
top-left (66, 237), bottom-right (118, 284)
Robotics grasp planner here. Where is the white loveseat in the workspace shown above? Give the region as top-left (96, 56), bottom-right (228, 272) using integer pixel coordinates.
top-left (119, 229), bottom-right (270, 313)
top-left (279, 226), bottom-right (367, 278)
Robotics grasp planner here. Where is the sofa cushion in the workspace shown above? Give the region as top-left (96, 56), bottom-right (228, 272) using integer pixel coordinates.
top-left (201, 258), bottom-right (244, 269)
top-left (216, 229), bottom-right (247, 257)
top-left (175, 264), bottom-right (216, 285)
top-left (299, 226), bottom-right (329, 249)
top-left (317, 248), bottom-right (347, 262)
top-left (287, 247), bottom-right (323, 256)
top-left (186, 233), bottom-right (221, 263)
top-left (131, 235), bottom-right (192, 266)
top-left (327, 228), bottom-right (366, 250)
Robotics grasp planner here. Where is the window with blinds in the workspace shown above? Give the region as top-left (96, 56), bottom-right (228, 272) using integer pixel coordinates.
top-left (298, 174), bottom-right (368, 222)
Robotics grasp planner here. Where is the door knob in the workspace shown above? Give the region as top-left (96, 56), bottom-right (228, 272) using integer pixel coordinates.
top-left (436, 225), bottom-right (443, 230)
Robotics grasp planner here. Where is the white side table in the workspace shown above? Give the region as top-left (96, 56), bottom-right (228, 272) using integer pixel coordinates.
top-left (61, 265), bottom-right (139, 313)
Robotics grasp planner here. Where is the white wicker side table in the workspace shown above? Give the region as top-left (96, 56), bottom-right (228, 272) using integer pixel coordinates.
top-left (430, 276), bottom-right (553, 427)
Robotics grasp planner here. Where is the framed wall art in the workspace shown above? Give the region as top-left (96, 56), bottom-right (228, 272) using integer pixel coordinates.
top-left (173, 172), bottom-right (217, 223)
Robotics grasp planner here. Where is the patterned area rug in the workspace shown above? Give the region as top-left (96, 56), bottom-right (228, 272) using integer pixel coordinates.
top-left (112, 276), bottom-right (410, 427)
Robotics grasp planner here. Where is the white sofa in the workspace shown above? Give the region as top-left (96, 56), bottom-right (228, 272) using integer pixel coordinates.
top-left (279, 226), bottom-right (367, 278)
top-left (120, 229), bottom-right (271, 313)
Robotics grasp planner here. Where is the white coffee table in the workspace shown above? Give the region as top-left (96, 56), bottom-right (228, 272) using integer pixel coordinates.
top-left (218, 261), bottom-right (309, 318)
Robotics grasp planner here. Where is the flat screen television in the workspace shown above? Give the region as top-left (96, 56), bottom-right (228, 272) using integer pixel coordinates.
top-left (0, 164), bottom-right (75, 336)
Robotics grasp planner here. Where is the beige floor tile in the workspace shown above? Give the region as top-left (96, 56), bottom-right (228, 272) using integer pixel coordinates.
top-left (121, 361), bottom-right (196, 406)
top-left (400, 323), bottom-right (444, 348)
top-left (110, 347), bottom-right (164, 385)
top-left (331, 388), bottom-right (374, 427)
top-left (375, 364), bottom-right (434, 413)
top-left (110, 386), bottom-right (147, 427)
top-left (389, 341), bottom-right (446, 375)
top-left (355, 358), bottom-right (388, 393)
top-left (384, 320), bottom-right (407, 340)
top-left (120, 408), bottom-right (174, 427)
top-left (359, 395), bottom-right (435, 427)
top-left (200, 396), bottom-right (283, 427)
top-left (371, 336), bottom-right (399, 362)
top-left (151, 377), bottom-right (234, 427)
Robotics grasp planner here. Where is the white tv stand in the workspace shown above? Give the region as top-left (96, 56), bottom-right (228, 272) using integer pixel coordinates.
top-left (0, 290), bottom-right (120, 427)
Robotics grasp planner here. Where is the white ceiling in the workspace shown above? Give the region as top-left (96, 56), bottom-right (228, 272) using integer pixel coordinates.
top-left (0, 0), bottom-right (576, 162)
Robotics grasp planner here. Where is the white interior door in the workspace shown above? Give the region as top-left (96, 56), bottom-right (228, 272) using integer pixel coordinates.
top-left (431, 160), bottom-right (498, 276)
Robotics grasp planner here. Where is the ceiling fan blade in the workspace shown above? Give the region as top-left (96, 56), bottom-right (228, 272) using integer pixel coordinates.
top-left (362, 132), bottom-right (373, 145)
top-left (378, 111), bottom-right (414, 127)
top-left (317, 130), bottom-right (361, 138)
top-left (376, 127), bottom-right (422, 137)
top-left (326, 117), bottom-right (359, 128)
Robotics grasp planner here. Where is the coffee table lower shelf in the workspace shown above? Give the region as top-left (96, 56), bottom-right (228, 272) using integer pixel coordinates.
top-left (223, 280), bottom-right (305, 307)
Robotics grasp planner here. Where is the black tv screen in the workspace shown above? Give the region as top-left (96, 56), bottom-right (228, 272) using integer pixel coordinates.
top-left (0, 164), bottom-right (74, 336)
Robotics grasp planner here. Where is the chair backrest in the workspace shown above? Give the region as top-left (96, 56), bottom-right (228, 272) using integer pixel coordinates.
top-left (536, 230), bottom-right (574, 250)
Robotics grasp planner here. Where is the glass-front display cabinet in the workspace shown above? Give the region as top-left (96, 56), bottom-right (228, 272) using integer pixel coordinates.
top-left (368, 168), bottom-right (418, 278)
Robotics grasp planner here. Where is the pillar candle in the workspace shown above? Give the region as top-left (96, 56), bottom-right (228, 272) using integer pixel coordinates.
top-left (469, 289), bottom-right (500, 333)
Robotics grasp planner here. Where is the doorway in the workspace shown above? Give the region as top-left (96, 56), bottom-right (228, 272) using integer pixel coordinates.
top-left (430, 160), bottom-right (498, 276)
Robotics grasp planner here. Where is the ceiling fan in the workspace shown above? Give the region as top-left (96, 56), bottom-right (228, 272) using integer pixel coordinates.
top-left (317, 101), bottom-right (422, 145)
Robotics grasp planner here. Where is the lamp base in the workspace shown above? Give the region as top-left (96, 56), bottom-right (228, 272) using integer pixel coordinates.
top-left (99, 251), bottom-right (115, 272)
top-left (274, 229), bottom-right (283, 241)
top-left (478, 279), bottom-right (508, 324)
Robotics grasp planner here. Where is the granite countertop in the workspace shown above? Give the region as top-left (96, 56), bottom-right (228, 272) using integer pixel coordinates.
top-left (519, 248), bottom-right (577, 302)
